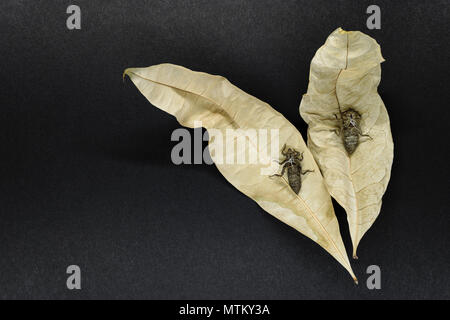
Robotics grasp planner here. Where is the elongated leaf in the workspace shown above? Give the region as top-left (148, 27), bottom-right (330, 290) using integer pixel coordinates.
top-left (300, 28), bottom-right (394, 258)
top-left (124, 63), bottom-right (356, 281)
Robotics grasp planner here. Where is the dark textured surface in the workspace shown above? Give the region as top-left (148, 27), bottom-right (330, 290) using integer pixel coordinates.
top-left (0, 0), bottom-right (449, 299)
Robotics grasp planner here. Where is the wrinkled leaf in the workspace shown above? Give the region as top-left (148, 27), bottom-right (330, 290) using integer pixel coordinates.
top-left (300, 28), bottom-right (394, 258)
top-left (124, 63), bottom-right (356, 281)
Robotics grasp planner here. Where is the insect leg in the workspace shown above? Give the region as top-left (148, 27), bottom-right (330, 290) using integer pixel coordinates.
top-left (357, 128), bottom-right (373, 140)
top-left (301, 169), bottom-right (314, 175)
top-left (273, 158), bottom-right (288, 165)
top-left (270, 164), bottom-right (287, 178)
top-left (281, 144), bottom-right (287, 156)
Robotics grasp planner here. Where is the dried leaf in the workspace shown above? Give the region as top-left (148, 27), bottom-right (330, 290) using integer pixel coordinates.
top-left (124, 63), bottom-right (356, 281)
top-left (300, 28), bottom-right (394, 258)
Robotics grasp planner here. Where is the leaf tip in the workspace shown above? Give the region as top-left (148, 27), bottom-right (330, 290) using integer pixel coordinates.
top-left (352, 247), bottom-right (359, 260)
top-left (122, 68), bottom-right (131, 83)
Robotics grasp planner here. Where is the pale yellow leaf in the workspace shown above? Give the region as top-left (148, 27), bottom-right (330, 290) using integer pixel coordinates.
top-left (124, 63), bottom-right (356, 282)
top-left (300, 28), bottom-right (394, 258)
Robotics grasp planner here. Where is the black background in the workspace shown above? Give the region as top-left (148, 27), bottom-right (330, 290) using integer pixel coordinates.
top-left (1, 0), bottom-right (449, 299)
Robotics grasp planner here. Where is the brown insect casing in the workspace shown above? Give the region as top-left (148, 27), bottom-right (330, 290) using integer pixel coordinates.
top-left (271, 145), bottom-right (313, 195)
top-left (341, 108), bottom-right (362, 155)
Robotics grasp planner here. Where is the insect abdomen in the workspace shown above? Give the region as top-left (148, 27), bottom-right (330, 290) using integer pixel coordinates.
top-left (343, 127), bottom-right (359, 154)
top-left (287, 166), bottom-right (302, 194)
